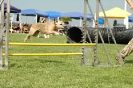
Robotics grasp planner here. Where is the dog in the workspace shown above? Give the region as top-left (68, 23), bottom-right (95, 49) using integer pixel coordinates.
top-left (24, 19), bottom-right (65, 42)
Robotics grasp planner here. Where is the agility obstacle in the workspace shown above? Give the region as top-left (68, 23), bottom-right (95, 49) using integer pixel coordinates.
top-left (0, 0), bottom-right (97, 70)
top-left (0, 0), bottom-right (124, 70)
top-left (4, 43), bottom-right (96, 68)
top-left (1, 41), bottom-right (96, 70)
top-left (9, 43), bottom-right (96, 46)
top-left (7, 43), bottom-right (96, 56)
top-left (3, 53), bottom-right (83, 56)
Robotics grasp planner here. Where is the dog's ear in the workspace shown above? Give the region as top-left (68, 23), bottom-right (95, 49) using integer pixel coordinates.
top-left (54, 18), bottom-right (57, 22)
top-left (54, 18), bottom-right (58, 25)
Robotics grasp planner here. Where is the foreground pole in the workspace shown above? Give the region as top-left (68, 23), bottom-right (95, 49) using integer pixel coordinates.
top-left (4, 0), bottom-right (10, 69)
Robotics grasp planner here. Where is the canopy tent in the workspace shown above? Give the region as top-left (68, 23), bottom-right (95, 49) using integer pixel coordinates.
top-left (44, 11), bottom-right (61, 18)
top-left (0, 3), bottom-right (21, 33)
top-left (21, 9), bottom-right (48, 17)
top-left (81, 14), bottom-right (92, 19)
top-left (60, 12), bottom-right (83, 19)
top-left (98, 7), bottom-right (131, 28)
top-left (1, 3), bottom-right (21, 13)
top-left (60, 12), bottom-right (93, 26)
top-left (59, 12), bottom-right (92, 19)
top-left (44, 11), bottom-right (62, 22)
top-left (21, 9), bottom-right (48, 23)
top-left (128, 15), bottom-right (133, 22)
top-left (99, 7), bottom-right (131, 19)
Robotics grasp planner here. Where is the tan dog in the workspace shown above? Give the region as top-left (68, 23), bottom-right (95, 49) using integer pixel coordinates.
top-left (24, 20), bottom-right (65, 42)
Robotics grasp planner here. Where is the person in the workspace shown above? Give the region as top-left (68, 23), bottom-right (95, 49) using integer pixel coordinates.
top-left (115, 0), bottom-right (133, 64)
top-left (38, 17), bottom-right (49, 38)
top-left (126, 0), bottom-right (133, 10)
top-left (40, 17), bottom-right (47, 23)
top-left (13, 23), bottom-right (20, 33)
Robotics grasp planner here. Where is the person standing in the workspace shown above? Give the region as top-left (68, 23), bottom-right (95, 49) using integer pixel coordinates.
top-left (38, 17), bottom-right (50, 38)
top-left (116, 0), bottom-right (133, 64)
top-left (40, 17), bottom-right (47, 23)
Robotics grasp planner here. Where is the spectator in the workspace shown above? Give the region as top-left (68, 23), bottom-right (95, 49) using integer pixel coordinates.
top-left (40, 17), bottom-right (47, 23)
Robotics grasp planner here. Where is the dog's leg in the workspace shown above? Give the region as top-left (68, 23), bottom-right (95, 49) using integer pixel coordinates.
top-left (38, 32), bottom-right (41, 38)
top-left (44, 34), bottom-right (50, 38)
top-left (44, 34), bottom-right (47, 38)
top-left (24, 34), bottom-right (31, 42)
top-left (59, 30), bottom-right (64, 36)
top-left (53, 31), bottom-right (59, 36)
top-left (47, 34), bottom-right (50, 38)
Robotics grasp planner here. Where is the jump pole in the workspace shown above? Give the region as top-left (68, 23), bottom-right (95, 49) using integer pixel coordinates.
top-left (8, 43), bottom-right (96, 57)
top-left (6, 43), bottom-right (96, 66)
top-left (9, 43), bottom-right (96, 46)
top-left (3, 53), bottom-right (83, 56)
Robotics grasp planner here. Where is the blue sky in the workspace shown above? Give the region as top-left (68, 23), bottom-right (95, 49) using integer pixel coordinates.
top-left (9, 0), bottom-right (132, 26)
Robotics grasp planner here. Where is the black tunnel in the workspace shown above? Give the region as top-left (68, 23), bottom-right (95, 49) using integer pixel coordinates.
top-left (66, 27), bottom-right (133, 44)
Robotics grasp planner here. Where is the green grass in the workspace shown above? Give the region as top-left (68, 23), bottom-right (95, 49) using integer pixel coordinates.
top-left (0, 33), bottom-right (133, 88)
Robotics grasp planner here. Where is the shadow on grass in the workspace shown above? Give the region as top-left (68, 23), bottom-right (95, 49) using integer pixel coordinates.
top-left (10, 63), bottom-right (16, 67)
top-left (39, 59), bottom-right (63, 64)
top-left (125, 60), bottom-right (133, 63)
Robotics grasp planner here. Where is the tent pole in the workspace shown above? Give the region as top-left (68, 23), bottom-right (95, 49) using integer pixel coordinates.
top-left (10, 14), bottom-right (14, 33)
top-left (35, 15), bottom-right (37, 23)
top-left (19, 13), bottom-right (22, 33)
top-left (80, 17), bottom-right (82, 27)
top-left (124, 0), bottom-right (128, 28)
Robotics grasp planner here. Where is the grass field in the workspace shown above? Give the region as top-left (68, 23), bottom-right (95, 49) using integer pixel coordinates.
top-left (0, 33), bottom-right (133, 88)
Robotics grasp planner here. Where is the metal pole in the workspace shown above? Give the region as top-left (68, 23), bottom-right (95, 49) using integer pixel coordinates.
top-left (35, 15), bottom-right (37, 23)
top-left (0, 0), bottom-right (4, 69)
top-left (5, 0), bottom-right (10, 69)
top-left (86, 0), bottom-right (112, 65)
top-left (19, 13), bottom-right (22, 33)
top-left (93, 0), bottom-right (100, 66)
top-left (81, 0), bottom-right (88, 65)
top-left (83, 0), bottom-right (87, 43)
top-left (0, 0), bottom-right (4, 6)
top-left (86, 0), bottom-right (96, 26)
top-left (99, 0), bottom-right (124, 65)
top-left (124, 0), bottom-right (128, 28)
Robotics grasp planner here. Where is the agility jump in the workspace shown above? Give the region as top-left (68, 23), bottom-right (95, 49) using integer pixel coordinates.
top-left (0, 0), bottom-right (124, 70)
top-left (7, 43), bottom-right (95, 57)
